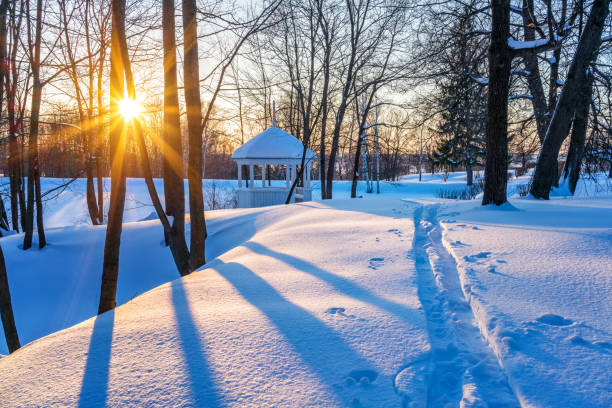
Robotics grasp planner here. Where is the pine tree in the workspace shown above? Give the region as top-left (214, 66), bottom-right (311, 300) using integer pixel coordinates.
top-left (434, 8), bottom-right (487, 186)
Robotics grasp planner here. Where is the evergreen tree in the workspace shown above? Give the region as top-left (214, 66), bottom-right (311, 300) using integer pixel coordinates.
top-left (434, 8), bottom-right (487, 186)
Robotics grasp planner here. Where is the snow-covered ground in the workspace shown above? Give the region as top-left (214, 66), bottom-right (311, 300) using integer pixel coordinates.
top-left (0, 173), bottom-right (610, 407)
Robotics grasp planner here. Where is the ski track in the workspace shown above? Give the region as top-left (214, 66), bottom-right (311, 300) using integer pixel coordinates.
top-left (397, 203), bottom-right (520, 408)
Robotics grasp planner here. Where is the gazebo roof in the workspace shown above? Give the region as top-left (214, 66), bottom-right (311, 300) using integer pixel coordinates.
top-left (232, 126), bottom-right (316, 161)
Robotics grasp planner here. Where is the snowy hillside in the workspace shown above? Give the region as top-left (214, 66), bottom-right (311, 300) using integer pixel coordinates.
top-left (0, 175), bottom-right (610, 407)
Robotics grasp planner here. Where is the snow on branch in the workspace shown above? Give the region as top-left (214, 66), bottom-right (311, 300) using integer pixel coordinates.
top-left (470, 76), bottom-right (489, 85)
top-left (596, 120), bottom-right (611, 131)
top-left (508, 37), bottom-right (549, 50)
top-left (510, 68), bottom-right (531, 76)
top-left (508, 94), bottom-right (534, 100)
top-left (508, 37), bottom-right (561, 57)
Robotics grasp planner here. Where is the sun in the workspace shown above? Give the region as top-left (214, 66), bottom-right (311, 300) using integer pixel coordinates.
top-left (118, 98), bottom-right (142, 121)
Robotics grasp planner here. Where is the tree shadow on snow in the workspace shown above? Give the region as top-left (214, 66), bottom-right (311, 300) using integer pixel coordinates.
top-left (243, 241), bottom-right (421, 323)
top-left (78, 310), bottom-right (115, 407)
top-left (170, 279), bottom-right (224, 407)
top-left (215, 259), bottom-right (376, 403)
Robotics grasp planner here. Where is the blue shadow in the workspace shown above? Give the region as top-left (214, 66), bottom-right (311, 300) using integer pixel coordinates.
top-left (170, 279), bottom-right (223, 407)
top-left (243, 241), bottom-right (420, 323)
top-left (216, 259), bottom-right (374, 403)
top-left (78, 311), bottom-right (115, 408)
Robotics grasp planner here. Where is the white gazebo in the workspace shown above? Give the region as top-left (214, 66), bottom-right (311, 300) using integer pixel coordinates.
top-left (232, 120), bottom-right (316, 208)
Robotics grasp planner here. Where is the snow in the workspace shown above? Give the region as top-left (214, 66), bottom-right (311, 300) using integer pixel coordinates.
top-left (508, 37), bottom-right (550, 50)
top-left (510, 68), bottom-right (531, 76)
top-left (441, 197), bottom-right (612, 407)
top-left (0, 173), bottom-right (611, 407)
top-left (508, 94), bottom-right (534, 100)
top-left (231, 126), bottom-right (316, 160)
top-left (471, 76), bottom-right (488, 85)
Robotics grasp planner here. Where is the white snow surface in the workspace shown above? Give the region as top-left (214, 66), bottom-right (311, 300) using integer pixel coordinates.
top-left (441, 198), bottom-right (612, 407)
top-left (0, 173), bottom-right (611, 407)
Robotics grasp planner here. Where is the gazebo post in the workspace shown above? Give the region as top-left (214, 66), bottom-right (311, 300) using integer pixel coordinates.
top-left (249, 164), bottom-right (254, 189)
top-left (305, 164), bottom-right (310, 189)
top-left (285, 163), bottom-right (290, 188)
top-left (237, 163), bottom-right (242, 188)
top-left (262, 163), bottom-right (266, 187)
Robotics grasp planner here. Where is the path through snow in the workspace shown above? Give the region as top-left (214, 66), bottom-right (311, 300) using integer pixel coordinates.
top-left (401, 203), bottom-right (519, 407)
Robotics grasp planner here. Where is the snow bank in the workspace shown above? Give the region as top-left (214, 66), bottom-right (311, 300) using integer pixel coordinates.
top-left (441, 198), bottom-right (612, 406)
top-left (0, 199), bottom-right (430, 407)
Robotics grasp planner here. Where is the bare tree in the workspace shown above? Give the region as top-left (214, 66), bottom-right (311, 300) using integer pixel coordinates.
top-left (530, 0), bottom-right (610, 199)
top-left (98, 0), bottom-right (128, 314)
top-left (162, 0), bottom-right (185, 242)
top-left (182, 0), bottom-right (206, 270)
top-left (0, 244), bottom-right (19, 353)
top-left (23, 0), bottom-right (46, 249)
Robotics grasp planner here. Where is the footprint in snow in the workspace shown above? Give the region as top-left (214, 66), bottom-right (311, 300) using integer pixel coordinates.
top-left (463, 252), bottom-right (491, 263)
top-left (568, 336), bottom-right (612, 354)
top-left (387, 228), bottom-right (403, 237)
top-left (368, 257), bottom-right (385, 270)
top-left (325, 307), bottom-right (358, 319)
top-left (345, 369), bottom-right (378, 387)
top-left (394, 359), bottom-right (429, 407)
top-left (451, 240), bottom-right (470, 248)
top-left (536, 314), bottom-right (573, 326)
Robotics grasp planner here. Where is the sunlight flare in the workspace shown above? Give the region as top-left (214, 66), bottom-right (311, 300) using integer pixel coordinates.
top-left (118, 98), bottom-right (142, 121)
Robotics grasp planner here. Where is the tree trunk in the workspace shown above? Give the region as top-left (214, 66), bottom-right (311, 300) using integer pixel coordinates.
top-left (83, 1), bottom-right (100, 226)
top-left (562, 77), bottom-right (593, 194)
top-left (0, 0), bottom-right (20, 233)
top-left (530, 0), bottom-right (610, 199)
top-left (522, 0), bottom-right (549, 143)
top-left (7, 98), bottom-right (20, 233)
top-left (466, 162), bottom-right (473, 186)
top-left (0, 244), bottom-right (19, 353)
top-left (350, 129), bottom-right (363, 199)
top-left (96, 39), bottom-right (106, 225)
top-left (111, 0), bottom-right (191, 277)
top-left (98, 0), bottom-right (127, 314)
top-left (34, 162), bottom-right (45, 248)
top-left (182, 0), bottom-right (206, 271)
top-left (134, 121), bottom-right (190, 275)
top-left (162, 0), bottom-right (185, 243)
top-left (24, 0), bottom-right (45, 249)
top-left (319, 89), bottom-right (328, 199)
top-left (85, 159), bottom-right (99, 224)
top-left (318, 25), bottom-right (332, 199)
top-left (482, 0), bottom-right (511, 205)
